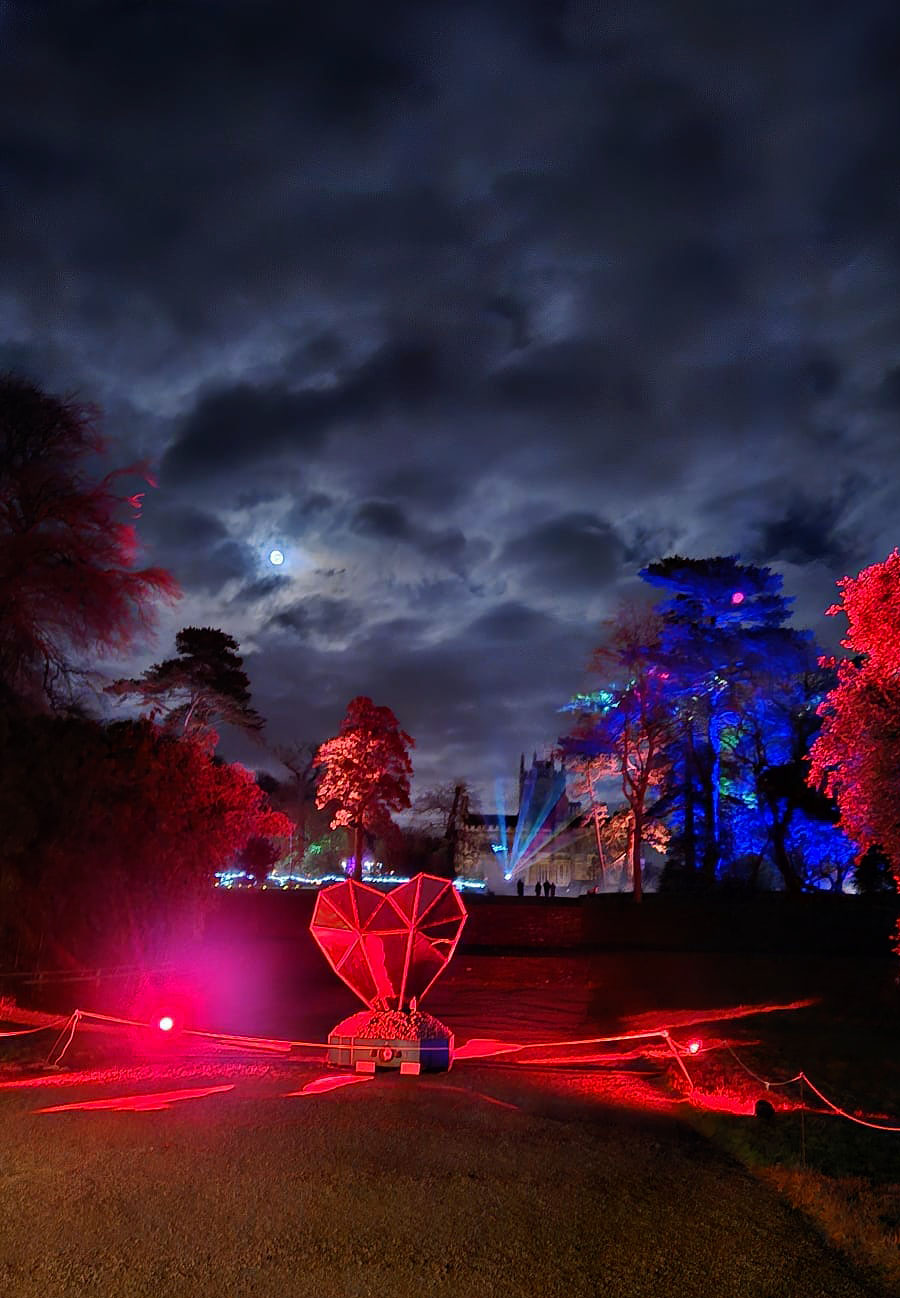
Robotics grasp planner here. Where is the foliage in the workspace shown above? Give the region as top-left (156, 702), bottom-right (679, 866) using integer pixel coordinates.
top-left (0, 375), bottom-right (179, 709)
top-left (314, 696), bottom-right (414, 881)
top-left (721, 670), bottom-right (855, 892)
top-left (107, 625), bottom-right (262, 749)
top-left (412, 781), bottom-right (476, 876)
top-left (239, 835), bottom-right (282, 876)
top-left (559, 556), bottom-right (858, 895)
top-left (300, 827), bottom-right (346, 876)
top-left (853, 848), bottom-right (897, 896)
top-left (274, 741), bottom-right (322, 864)
top-left (561, 604), bottom-right (673, 900)
top-left (809, 550), bottom-right (900, 919)
top-left (640, 555), bottom-right (814, 885)
top-left (0, 712), bottom-right (290, 966)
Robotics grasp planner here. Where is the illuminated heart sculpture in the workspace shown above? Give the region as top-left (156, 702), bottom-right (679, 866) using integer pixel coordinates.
top-left (309, 874), bottom-right (467, 1011)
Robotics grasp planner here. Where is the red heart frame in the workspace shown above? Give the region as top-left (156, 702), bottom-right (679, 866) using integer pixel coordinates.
top-left (309, 874), bottom-right (467, 1011)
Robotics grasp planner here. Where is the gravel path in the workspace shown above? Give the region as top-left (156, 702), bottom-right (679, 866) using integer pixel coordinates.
top-left (0, 1057), bottom-right (884, 1298)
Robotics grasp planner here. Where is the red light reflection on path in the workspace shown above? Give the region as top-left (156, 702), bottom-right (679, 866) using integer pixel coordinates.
top-left (455, 1038), bottom-right (523, 1060)
top-left (286, 1074), bottom-right (374, 1096)
top-left (36, 1084), bottom-right (234, 1113)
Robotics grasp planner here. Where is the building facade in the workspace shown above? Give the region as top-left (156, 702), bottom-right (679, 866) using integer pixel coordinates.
top-left (454, 753), bottom-right (602, 891)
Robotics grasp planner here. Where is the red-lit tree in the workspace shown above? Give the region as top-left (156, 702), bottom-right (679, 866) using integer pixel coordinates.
top-left (314, 696), bottom-right (414, 881)
top-left (0, 712), bottom-right (291, 966)
top-left (561, 605), bottom-right (673, 902)
top-left (0, 376), bottom-right (179, 710)
top-left (809, 550), bottom-right (900, 922)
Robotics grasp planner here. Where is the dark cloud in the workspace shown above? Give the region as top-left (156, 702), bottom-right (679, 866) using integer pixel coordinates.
top-left (347, 500), bottom-right (474, 574)
top-left (490, 341), bottom-right (648, 417)
top-left (266, 596), bottom-right (361, 644)
top-left (137, 504), bottom-right (254, 593)
top-left (162, 343), bottom-right (445, 485)
top-left (466, 602), bottom-right (561, 641)
top-left (142, 504), bottom-right (230, 550)
top-left (5, 0), bottom-right (900, 798)
top-left (879, 366), bottom-right (900, 409)
top-left (500, 513), bottom-right (624, 596)
top-left (352, 501), bottom-right (413, 541)
top-left (754, 492), bottom-right (861, 570)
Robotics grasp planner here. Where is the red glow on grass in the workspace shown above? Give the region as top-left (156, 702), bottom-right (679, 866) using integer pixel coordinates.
top-left (36, 1084), bottom-right (234, 1113)
top-left (286, 1074), bottom-right (374, 1096)
top-left (427, 1083), bottom-right (522, 1112)
top-left (515, 1051), bottom-right (664, 1067)
top-left (623, 999), bottom-right (817, 1033)
top-left (691, 1091), bottom-right (759, 1116)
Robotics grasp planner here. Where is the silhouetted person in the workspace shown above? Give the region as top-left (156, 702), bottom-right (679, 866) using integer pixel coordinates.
top-left (542, 879), bottom-right (550, 897)
top-left (534, 881), bottom-right (541, 897)
top-left (516, 878), bottom-right (524, 897)
top-left (549, 881), bottom-right (556, 897)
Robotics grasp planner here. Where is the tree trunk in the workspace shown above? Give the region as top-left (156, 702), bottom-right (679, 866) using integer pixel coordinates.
top-left (700, 763), bottom-right (719, 885)
top-left (352, 824), bottom-right (364, 882)
top-left (683, 728), bottom-right (697, 874)
top-left (586, 770), bottom-right (605, 889)
top-left (770, 821), bottom-right (802, 896)
top-left (631, 806), bottom-right (643, 903)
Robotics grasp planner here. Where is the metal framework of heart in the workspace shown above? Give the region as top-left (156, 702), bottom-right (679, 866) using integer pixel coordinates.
top-left (309, 874), bottom-right (468, 1011)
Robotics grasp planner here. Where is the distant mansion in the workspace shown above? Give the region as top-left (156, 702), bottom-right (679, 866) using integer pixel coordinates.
top-left (450, 754), bottom-right (604, 892)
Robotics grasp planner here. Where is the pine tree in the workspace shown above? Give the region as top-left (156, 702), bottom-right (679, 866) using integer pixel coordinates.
top-left (107, 626), bottom-right (263, 749)
top-left (640, 556), bottom-right (810, 883)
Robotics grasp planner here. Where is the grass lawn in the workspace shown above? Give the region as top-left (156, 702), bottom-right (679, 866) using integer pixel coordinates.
top-left (0, 948), bottom-right (897, 1297)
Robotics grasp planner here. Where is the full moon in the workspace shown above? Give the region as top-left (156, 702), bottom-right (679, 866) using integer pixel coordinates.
top-left (268, 549), bottom-right (285, 566)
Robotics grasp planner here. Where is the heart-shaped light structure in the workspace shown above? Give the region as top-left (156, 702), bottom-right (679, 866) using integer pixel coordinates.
top-left (309, 874), bottom-right (467, 1011)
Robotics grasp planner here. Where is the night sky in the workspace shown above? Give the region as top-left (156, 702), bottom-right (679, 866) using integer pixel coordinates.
top-left (4, 1), bottom-right (900, 801)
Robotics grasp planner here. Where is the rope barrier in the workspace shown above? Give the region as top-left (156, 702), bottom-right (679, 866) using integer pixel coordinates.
top-left (0, 964), bottom-right (173, 985)
top-left (795, 1073), bottom-right (900, 1133)
top-left (46, 1013), bottom-right (80, 1068)
top-left (726, 1045), bottom-right (900, 1133)
top-left (0, 1024), bottom-right (62, 1039)
top-left (6, 1004), bottom-right (900, 1132)
top-left (726, 1046), bottom-right (803, 1088)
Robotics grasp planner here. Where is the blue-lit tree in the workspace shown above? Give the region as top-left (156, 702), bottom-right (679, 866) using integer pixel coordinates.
top-left (720, 668), bottom-right (856, 891)
top-left (639, 556), bottom-right (815, 885)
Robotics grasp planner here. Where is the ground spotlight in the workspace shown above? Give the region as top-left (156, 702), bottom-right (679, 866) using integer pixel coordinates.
top-left (687, 1039), bottom-right (701, 1055)
top-left (158, 1015), bottom-right (175, 1033)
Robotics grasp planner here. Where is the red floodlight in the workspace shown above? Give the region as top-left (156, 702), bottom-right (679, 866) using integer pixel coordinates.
top-left (157, 1015), bottom-right (175, 1033)
top-left (687, 1039), bottom-right (701, 1055)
